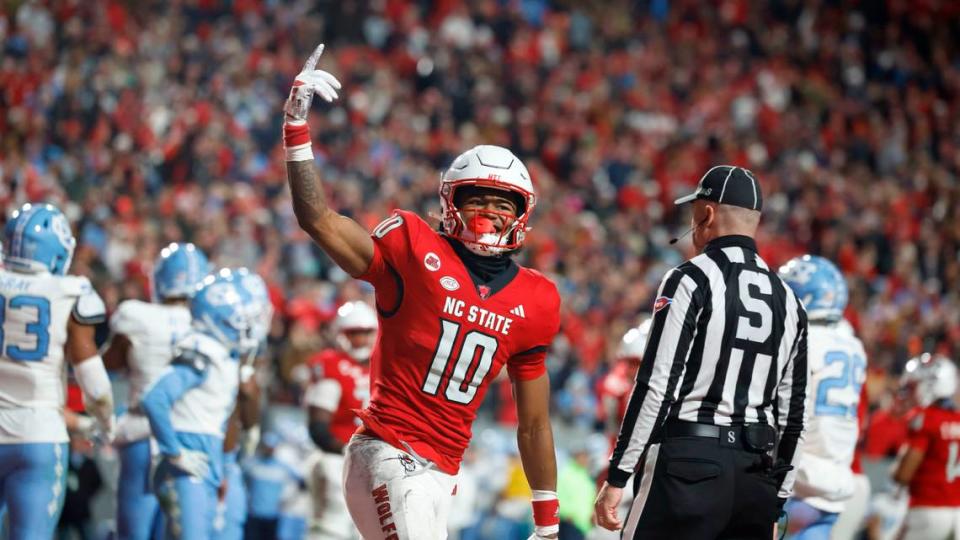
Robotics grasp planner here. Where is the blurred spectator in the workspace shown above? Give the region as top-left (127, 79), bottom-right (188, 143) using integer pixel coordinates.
top-left (557, 444), bottom-right (597, 539)
top-left (243, 432), bottom-right (305, 540)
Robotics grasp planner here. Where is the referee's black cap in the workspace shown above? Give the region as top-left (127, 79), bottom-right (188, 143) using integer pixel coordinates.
top-left (674, 165), bottom-right (763, 211)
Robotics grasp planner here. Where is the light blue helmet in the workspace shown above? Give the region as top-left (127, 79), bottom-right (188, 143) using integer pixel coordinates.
top-left (152, 243), bottom-right (210, 302)
top-left (3, 203), bottom-right (76, 275)
top-left (778, 255), bottom-right (848, 322)
top-left (233, 267), bottom-right (274, 348)
top-left (191, 269), bottom-right (257, 354)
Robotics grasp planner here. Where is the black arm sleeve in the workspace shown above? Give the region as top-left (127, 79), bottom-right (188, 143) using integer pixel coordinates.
top-left (308, 420), bottom-right (344, 454)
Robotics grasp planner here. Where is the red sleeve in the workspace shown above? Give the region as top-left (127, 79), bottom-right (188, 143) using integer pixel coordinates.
top-left (359, 211), bottom-right (422, 314)
top-left (507, 278), bottom-right (561, 381)
top-left (906, 411), bottom-right (931, 453)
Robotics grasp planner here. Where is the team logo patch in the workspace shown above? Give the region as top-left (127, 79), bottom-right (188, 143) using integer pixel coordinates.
top-left (424, 252), bottom-right (441, 272)
top-left (440, 276), bottom-right (460, 291)
top-left (478, 285), bottom-right (491, 299)
top-left (653, 296), bottom-right (672, 313)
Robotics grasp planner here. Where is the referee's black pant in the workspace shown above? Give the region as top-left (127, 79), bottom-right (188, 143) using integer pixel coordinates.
top-left (622, 422), bottom-right (780, 540)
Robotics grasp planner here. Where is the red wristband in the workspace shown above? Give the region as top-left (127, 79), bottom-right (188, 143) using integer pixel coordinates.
top-left (282, 122), bottom-right (311, 149)
top-left (531, 497), bottom-right (560, 526)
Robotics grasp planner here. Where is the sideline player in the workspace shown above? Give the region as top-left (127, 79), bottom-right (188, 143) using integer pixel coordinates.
top-left (598, 320), bottom-right (651, 446)
top-left (283, 44), bottom-right (562, 539)
top-left (0, 203), bottom-right (115, 539)
top-left (779, 255), bottom-right (867, 539)
top-left (140, 270), bottom-right (254, 540)
top-left (104, 242), bottom-right (209, 540)
top-left (303, 300), bottom-right (375, 539)
top-left (589, 320), bottom-right (650, 540)
top-left (892, 354), bottom-right (960, 539)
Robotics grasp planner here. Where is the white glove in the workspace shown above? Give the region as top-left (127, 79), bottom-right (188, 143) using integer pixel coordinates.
top-left (168, 449), bottom-right (211, 479)
top-left (72, 414), bottom-right (98, 440)
top-left (283, 44), bottom-right (342, 124)
top-left (527, 528), bottom-right (559, 540)
top-left (91, 410), bottom-right (117, 444)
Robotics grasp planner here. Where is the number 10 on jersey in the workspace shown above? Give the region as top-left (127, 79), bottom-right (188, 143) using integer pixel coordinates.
top-left (421, 320), bottom-right (499, 405)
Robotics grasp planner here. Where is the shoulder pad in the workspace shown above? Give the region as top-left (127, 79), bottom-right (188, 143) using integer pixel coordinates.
top-left (71, 277), bottom-right (106, 325)
top-left (110, 300), bottom-right (147, 336)
top-left (172, 332), bottom-right (225, 372)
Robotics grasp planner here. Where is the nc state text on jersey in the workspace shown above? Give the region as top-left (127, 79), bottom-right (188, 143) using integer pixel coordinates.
top-left (443, 296), bottom-right (513, 336)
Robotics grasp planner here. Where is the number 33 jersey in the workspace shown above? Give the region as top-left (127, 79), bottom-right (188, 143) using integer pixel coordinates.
top-left (0, 269), bottom-right (105, 443)
top-left (357, 210), bottom-right (561, 474)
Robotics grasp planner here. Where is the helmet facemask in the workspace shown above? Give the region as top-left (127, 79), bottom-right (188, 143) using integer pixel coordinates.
top-left (441, 182), bottom-right (534, 257)
top-left (337, 327), bottom-right (377, 363)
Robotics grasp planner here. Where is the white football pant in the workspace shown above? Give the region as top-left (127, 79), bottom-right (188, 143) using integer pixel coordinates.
top-left (831, 473), bottom-right (870, 540)
top-left (343, 434), bottom-right (457, 540)
top-left (309, 451), bottom-right (359, 540)
top-left (900, 507), bottom-right (960, 540)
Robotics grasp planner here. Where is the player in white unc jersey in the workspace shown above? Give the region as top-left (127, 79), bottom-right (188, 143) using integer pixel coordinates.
top-left (105, 242), bottom-right (210, 540)
top-left (213, 268), bottom-right (273, 540)
top-left (779, 255), bottom-right (867, 540)
top-left (0, 203), bottom-right (115, 539)
top-left (141, 269), bottom-right (255, 540)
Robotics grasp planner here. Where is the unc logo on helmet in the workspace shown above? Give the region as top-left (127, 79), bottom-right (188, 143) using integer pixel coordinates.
top-left (191, 270), bottom-right (258, 354)
top-left (778, 255), bottom-right (848, 322)
top-left (439, 145), bottom-right (537, 256)
top-left (3, 203), bottom-right (77, 275)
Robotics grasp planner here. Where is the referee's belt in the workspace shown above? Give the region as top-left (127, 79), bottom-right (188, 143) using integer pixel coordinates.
top-left (660, 420), bottom-right (777, 453)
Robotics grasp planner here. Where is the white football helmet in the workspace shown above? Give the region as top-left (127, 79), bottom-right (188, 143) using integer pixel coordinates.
top-left (904, 353), bottom-right (959, 407)
top-left (333, 301), bottom-right (378, 362)
top-left (439, 145), bottom-right (536, 256)
top-left (617, 318), bottom-right (652, 361)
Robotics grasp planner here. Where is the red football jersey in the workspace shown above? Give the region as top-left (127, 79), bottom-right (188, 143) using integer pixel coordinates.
top-left (357, 210), bottom-right (561, 474)
top-left (306, 350), bottom-right (370, 445)
top-left (598, 362), bottom-right (635, 425)
top-left (905, 405), bottom-right (960, 507)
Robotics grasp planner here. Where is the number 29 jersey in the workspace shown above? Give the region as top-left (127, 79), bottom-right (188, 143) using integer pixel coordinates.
top-left (793, 323), bottom-right (867, 512)
top-left (358, 210), bottom-right (561, 475)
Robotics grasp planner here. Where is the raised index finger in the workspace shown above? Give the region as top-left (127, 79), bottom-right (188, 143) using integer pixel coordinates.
top-left (302, 43), bottom-right (325, 72)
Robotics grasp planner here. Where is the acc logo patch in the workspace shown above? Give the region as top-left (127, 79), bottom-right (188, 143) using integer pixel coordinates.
top-left (440, 276), bottom-right (460, 291)
top-left (424, 252), bottom-right (441, 272)
top-left (653, 296), bottom-right (672, 313)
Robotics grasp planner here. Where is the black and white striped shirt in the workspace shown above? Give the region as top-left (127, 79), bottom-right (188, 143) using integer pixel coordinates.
top-left (607, 235), bottom-right (808, 500)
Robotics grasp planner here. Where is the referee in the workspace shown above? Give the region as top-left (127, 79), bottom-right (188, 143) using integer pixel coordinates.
top-left (594, 165), bottom-right (809, 539)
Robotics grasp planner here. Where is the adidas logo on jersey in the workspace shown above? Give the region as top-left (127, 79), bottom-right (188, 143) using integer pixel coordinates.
top-left (509, 305), bottom-right (525, 318)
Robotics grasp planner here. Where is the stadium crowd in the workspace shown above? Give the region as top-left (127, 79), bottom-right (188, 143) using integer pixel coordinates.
top-left (1, 0), bottom-right (959, 538)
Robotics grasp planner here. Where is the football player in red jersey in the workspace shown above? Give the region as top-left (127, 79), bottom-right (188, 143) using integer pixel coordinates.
top-left (893, 354), bottom-right (960, 539)
top-left (304, 300), bottom-right (376, 539)
top-left (598, 320), bottom-right (651, 446)
top-left (283, 45), bottom-right (562, 539)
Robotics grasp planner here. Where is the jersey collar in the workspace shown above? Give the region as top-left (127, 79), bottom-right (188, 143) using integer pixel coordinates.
top-left (443, 236), bottom-right (519, 300)
top-left (705, 235), bottom-right (758, 253)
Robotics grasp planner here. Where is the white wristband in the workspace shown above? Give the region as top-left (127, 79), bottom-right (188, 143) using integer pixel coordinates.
top-left (74, 355), bottom-right (114, 426)
top-left (285, 143), bottom-right (314, 162)
top-left (531, 489), bottom-right (558, 501)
